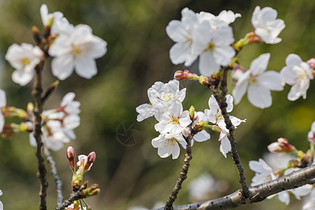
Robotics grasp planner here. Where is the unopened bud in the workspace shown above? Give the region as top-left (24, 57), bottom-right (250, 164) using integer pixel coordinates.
top-left (189, 106), bottom-right (195, 120)
top-left (82, 184), bottom-right (100, 197)
top-left (267, 138), bottom-right (295, 153)
top-left (67, 146), bottom-right (76, 169)
top-left (307, 58), bottom-right (315, 70)
top-left (174, 70), bottom-right (199, 81)
top-left (84, 152), bottom-right (96, 171)
top-left (32, 26), bottom-right (41, 45)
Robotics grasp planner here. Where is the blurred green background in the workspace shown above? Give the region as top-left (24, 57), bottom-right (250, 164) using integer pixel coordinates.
top-left (0, 0), bottom-right (314, 209)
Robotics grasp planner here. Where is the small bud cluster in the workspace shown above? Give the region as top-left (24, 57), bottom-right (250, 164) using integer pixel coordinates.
top-left (66, 146), bottom-right (99, 210)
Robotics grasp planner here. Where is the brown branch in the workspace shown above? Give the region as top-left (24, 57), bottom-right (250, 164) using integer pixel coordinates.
top-left (32, 63), bottom-right (49, 210)
top-left (155, 164), bottom-right (315, 210)
top-left (44, 147), bottom-right (63, 206)
top-left (55, 191), bottom-right (84, 210)
top-left (165, 135), bottom-right (193, 209)
top-left (215, 67), bottom-right (250, 198)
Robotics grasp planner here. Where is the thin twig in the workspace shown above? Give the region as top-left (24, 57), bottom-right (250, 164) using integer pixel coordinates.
top-left (32, 63), bottom-right (49, 210)
top-left (215, 67), bottom-right (250, 198)
top-left (155, 163), bottom-right (315, 210)
top-left (44, 146), bottom-right (63, 206)
top-left (165, 135), bottom-right (193, 209)
top-left (55, 191), bottom-right (84, 210)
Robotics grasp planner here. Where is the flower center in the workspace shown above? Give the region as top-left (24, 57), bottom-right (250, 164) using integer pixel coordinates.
top-left (170, 116), bottom-right (179, 124)
top-left (207, 42), bottom-right (214, 50)
top-left (22, 58), bottom-right (30, 66)
top-left (161, 93), bottom-right (173, 101)
top-left (71, 45), bottom-right (81, 55)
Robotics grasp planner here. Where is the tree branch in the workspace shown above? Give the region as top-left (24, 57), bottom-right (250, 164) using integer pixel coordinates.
top-left (155, 163), bottom-right (315, 210)
top-left (165, 135), bottom-right (193, 209)
top-left (32, 63), bottom-right (49, 210)
top-left (44, 147), bottom-right (63, 206)
top-left (215, 67), bottom-right (250, 198)
top-left (55, 191), bottom-right (84, 210)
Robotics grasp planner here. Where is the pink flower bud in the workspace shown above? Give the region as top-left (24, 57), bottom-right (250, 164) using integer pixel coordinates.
top-left (307, 58), bottom-right (315, 70)
top-left (67, 146), bottom-right (76, 169)
top-left (267, 138), bottom-right (295, 153)
top-left (87, 152), bottom-right (96, 164)
top-left (174, 70), bottom-right (199, 81)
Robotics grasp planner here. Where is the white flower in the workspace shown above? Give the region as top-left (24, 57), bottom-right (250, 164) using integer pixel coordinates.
top-left (0, 89), bottom-right (6, 132)
top-left (205, 95), bottom-right (245, 157)
top-left (166, 8), bottom-right (199, 66)
top-left (198, 10), bottom-right (240, 27)
top-left (61, 92), bottom-right (81, 115)
top-left (189, 173), bottom-right (215, 201)
top-left (5, 43), bottom-right (44, 86)
top-left (308, 122), bottom-right (315, 144)
top-left (154, 101), bottom-right (191, 135)
top-left (232, 53), bottom-right (283, 108)
top-left (281, 54), bottom-right (313, 101)
top-left (152, 133), bottom-right (187, 159)
top-left (251, 6), bottom-right (285, 44)
top-left (192, 21), bottom-right (235, 76)
top-left (136, 80), bottom-right (186, 122)
top-left (40, 4), bottom-right (74, 35)
top-left (49, 24), bottom-right (107, 80)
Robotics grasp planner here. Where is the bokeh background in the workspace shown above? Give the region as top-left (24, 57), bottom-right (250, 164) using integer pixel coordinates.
top-left (0, 0), bottom-right (314, 209)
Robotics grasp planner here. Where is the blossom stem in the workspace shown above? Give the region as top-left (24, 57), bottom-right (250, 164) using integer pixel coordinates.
top-left (44, 146), bottom-right (63, 207)
top-left (165, 135), bottom-right (193, 209)
top-left (32, 62), bottom-right (49, 210)
top-left (214, 67), bottom-right (250, 198)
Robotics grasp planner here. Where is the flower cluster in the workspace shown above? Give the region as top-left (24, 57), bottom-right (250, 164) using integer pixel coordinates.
top-left (29, 92), bottom-right (80, 151)
top-left (5, 4), bottom-right (107, 86)
top-left (137, 80), bottom-right (245, 158)
top-left (167, 6), bottom-right (285, 78)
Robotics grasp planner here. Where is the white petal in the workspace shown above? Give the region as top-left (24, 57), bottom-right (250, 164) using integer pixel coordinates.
top-left (219, 134), bottom-right (231, 158)
top-left (213, 45), bottom-right (235, 66)
top-left (233, 79), bottom-right (248, 104)
top-left (286, 54), bottom-right (302, 67)
top-left (0, 113), bottom-right (4, 132)
top-left (193, 130), bottom-right (210, 142)
top-left (51, 55), bottom-right (74, 80)
top-left (199, 51), bottom-right (220, 76)
top-left (166, 20), bottom-right (189, 43)
top-left (248, 85), bottom-right (272, 108)
top-left (258, 71), bottom-right (283, 91)
top-left (225, 95), bottom-right (234, 112)
top-left (74, 56), bottom-right (97, 79)
top-left (277, 191), bottom-right (290, 205)
top-left (12, 69), bottom-right (34, 86)
top-left (249, 53), bottom-right (270, 75)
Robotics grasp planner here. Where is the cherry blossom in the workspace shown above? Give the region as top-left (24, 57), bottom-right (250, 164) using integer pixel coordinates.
top-left (232, 53), bottom-right (283, 108)
top-left (166, 8), bottom-right (199, 66)
top-left (280, 54), bottom-right (313, 101)
top-left (5, 43), bottom-right (43, 86)
top-left (154, 101), bottom-right (191, 135)
top-left (205, 95), bottom-right (244, 157)
top-left (136, 80), bottom-right (186, 122)
top-left (40, 4), bottom-right (74, 35)
top-left (0, 89), bottom-right (6, 133)
top-left (192, 21), bottom-right (235, 76)
top-left (251, 6), bottom-right (285, 44)
top-left (151, 133), bottom-right (187, 159)
top-left (49, 24), bottom-right (107, 80)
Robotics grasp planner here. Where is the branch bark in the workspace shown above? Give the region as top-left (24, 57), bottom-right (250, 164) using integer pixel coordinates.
top-left (165, 135), bottom-right (193, 209)
top-left (32, 64), bottom-right (49, 210)
top-left (155, 163), bottom-right (315, 210)
top-left (55, 191), bottom-right (84, 210)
